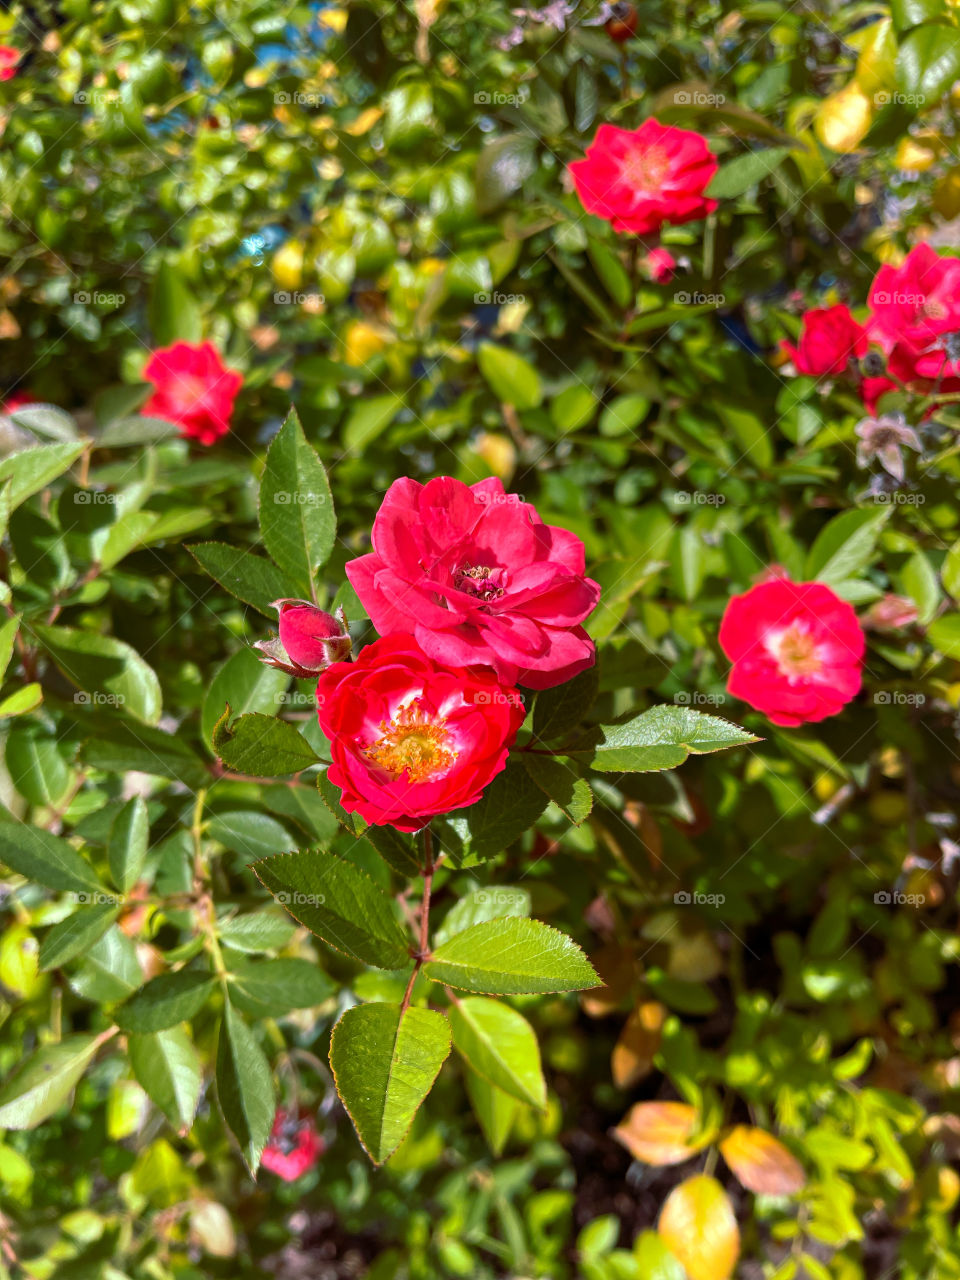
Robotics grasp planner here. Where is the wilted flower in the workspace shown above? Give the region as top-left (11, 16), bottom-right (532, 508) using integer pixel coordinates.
top-left (855, 413), bottom-right (922, 482)
top-left (254, 600), bottom-right (352, 678)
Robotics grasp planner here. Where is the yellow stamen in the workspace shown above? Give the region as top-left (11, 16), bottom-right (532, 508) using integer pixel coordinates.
top-left (363, 700), bottom-right (457, 782)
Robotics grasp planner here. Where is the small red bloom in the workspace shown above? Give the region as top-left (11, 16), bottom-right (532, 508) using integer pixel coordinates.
top-left (346, 476), bottom-right (600, 690)
top-left (568, 120), bottom-right (718, 236)
top-left (781, 304), bottom-right (868, 378)
top-left (142, 341), bottom-right (242, 445)
top-left (0, 392), bottom-right (35, 414)
top-left (861, 375), bottom-right (898, 416)
top-left (315, 634), bottom-right (525, 831)
top-left (868, 244), bottom-right (960, 374)
top-left (255, 599), bottom-right (352, 678)
top-left (645, 247), bottom-right (676, 284)
top-left (262, 1108), bottom-right (324, 1181)
top-left (0, 47), bottom-right (22, 81)
top-left (719, 578), bottom-right (865, 727)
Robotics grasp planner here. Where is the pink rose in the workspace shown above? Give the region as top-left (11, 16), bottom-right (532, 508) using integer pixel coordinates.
top-left (142, 340), bottom-right (242, 445)
top-left (868, 244), bottom-right (960, 369)
top-left (645, 247), bottom-right (676, 283)
top-left (262, 1108), bottom-right (324, 1181)
top-left (781, 304), bottom-right (868, 377)
top-left (254, 599), bottom-right (352, 678)
top-left (315, 634), bottom-right (525, 831)
top-left (345, 476), bottom-right (600, 689)
top-left (719, 578), bottom-right (865, 727)
top-left (568, 119), bottom-right (718, 236)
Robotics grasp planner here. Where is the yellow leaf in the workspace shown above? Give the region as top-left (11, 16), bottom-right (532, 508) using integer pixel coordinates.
top-left (613, 1101), bottom-right (708, 1166)
top-left (658, 1174), bottom-right (740, 1280)
top-left (720, 1125), bottom-right (806, 1195)
top-left (345, 108), bottom-right (383, 137)
top-left (814, 84), bottom-right (873, 154)
top-left (611, 1000), bottom-right (665, 1090)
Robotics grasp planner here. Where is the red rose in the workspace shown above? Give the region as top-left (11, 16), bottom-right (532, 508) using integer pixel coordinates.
top-left (861, 375), bottom-right (898, 416)
top-left (142, 340), bottom-right (242, 445)
top-left (781, 304), bottom-right (868, 377)
top-left (255, 599), bottom-right (352, 678)
top-left (719, 578), bottom-right (864, 727)
top-left (645, 247), bottom-right (676, 283)
top-left (262, 1108), bottom-right (324, 1181)
top-left (868, 244), bottom-right (960, 378)
top-left (0, 47), bottom-right (21, 81)
top-left (568, 119), bottom-right (718, 236)
top-left (346, 476), bottom-right (600, 689)
top-left (315, 634), bottom-right (525, 831)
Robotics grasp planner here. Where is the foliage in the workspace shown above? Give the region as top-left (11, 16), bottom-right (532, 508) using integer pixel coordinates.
top-left (0, 1), bottom-right (959, 1279)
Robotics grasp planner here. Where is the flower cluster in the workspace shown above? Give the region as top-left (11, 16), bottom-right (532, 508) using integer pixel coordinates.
top-left (782, 242), bottom-right (960, 420)
top-left (257, 477), bottom-right (600, 831)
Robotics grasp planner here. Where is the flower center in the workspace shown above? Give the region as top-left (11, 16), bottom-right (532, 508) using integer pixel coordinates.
top-left (621, 143), bottom-right (670, 193)
top-left (363, 699), bottom-right (458, 782)
top-left (454, 563), bottom-right (506, 602)
top-left (768, 623), bottom-right (823, 679)
top-left (173, 373), bottom-right (209, 405)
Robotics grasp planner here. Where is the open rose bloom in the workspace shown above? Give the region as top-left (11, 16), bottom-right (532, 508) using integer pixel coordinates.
top-left (568, 119), bottom-right (718, 236)
top-left (719, 578), bottom-right (865, 727)
top-left (142, 340), bottom-right (242, 445)
top-left (315, 635), bottom-right (525, 831)
top-left (781, 304), bottom-right (868, 377)
top-left (346, 476), bottom-right (600, 690)
top-left (261, 1108), bottom-right (324, 1181)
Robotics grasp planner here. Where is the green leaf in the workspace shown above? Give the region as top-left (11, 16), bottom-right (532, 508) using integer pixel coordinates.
top-left (207, 810), bottom-right (294, 859)
top-left (78, 717), bottom-right (208, 788)
top-left (523, 753), bottom-right (593, 825)
top-left (343, 392), bottom-right (405, 453)
top-left (9, 403), bottom-right (79, 442)
top-left (942, 539), bottom-right (960, 598)
top-left (706, 145), bottom-right (794, 198)
top-left (69, 926), bottom-right (142, 1002)
top-left (928, 612), bottom-right (960, 658)
top-left (0, 1033), bottom-right (103, 1129)
top-left (901, 550), bottom-right (940, 624)
top-left (216, 1002), bottom-right (275, 1175)
top-left (188, 541), bottom-right (299, 618)
top-left (38, 903), bottom-right (119, 971)
top-left (464, 1067), bottom-right (519, 1156)
top-left (475, 134), bottom-right (538, 214)
top-left (0, 822), bottom-right (102, 894)
top-left (149, 260), bottom-right (203, 345)
top-left (433, 884), bottom-right (531, 948)
top-left (0, 615), bottom-right (19, 685)
top-left (0, 441), bottom-right (86, 511)
top-left (95, 414), bottom-right (181, 448)
top-left (806, 508), bottom-right (890, 585)
top-left (128, 1027), bottom-right (202, 1131)
top-left (212, 710), bottom-right (319, 777)
top-left (582, 704), bottom-right (757, 772)
top-left (532, 668), bottom-right (598, 743)
top-left (0, 684), bottom-right (42, 717)
top-left (93, 381), bottom-right (152, 430)
top-left (108, 795), bottom-right (149, 895)
top-left (252, 849), bottom-right (410, 968)
top-left (587, 240), bottom-right (632, 309)
top-left (423, 917), bottom-right (599, 995)
top-left (217, 908), bottom-right (297, 954)
top-left (259, 409), bottom-right (336, 595)
top-left (32, 623), bottom-right (162, 725)
top-left (447, 758), bottom-right (549, 863)
top-left (227, 957), bottom-right (336, 1019)
top-left (115, 970), bottom-right (217, 1033)
top-left (896, 22), bottom-right (960, 102)
top-left (891, 0), bottom-right (947, 31)
top-left (329, 1002), bottom-right (451, 1164)
top-left (5, 723), bottom-right (72, 807)
top-left (600, 392), bottom-right (651, 438)
top-left (449, 997), bottom-right (546, 1108)
top-left (478, 343), bottom-right (543, 410)
top-left (362, 825), bottom-right (422, 878)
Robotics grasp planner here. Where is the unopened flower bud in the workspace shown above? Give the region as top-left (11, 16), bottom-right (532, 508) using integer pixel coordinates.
top-left (253, 599), bottom-right (352, 677)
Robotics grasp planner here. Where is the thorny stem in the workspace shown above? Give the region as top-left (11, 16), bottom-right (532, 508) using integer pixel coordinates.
top-left (400, 825), bottom-right (434, 1015)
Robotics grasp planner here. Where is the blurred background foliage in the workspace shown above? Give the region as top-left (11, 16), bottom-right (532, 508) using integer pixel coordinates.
top-left (1, 0), bottom-right (960, 1278)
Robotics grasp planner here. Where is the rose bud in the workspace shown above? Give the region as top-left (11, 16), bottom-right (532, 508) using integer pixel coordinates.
top-left (605, 1), bottom-right (638, 41)
top-left (254, 600), bottom-right (352, 678)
